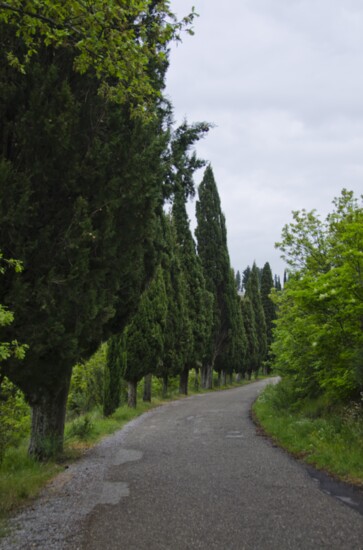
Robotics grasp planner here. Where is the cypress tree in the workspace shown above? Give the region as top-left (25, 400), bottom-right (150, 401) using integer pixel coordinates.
top-left (274, 275), bottom-right (282, 291)
top-left (103, 336), bottom-right (123, 417)
top-left (0, 24), bottom-right (169, 458)
top-left (260, 262), bottom-right (277, 370)
top-left (242, 266), bottom-right (251, 292)
top-left (195, 165), bottom-right (236, 388)
top-left (156, 215), bottom-right (191, 397)
top-left (241, 296), bottom-right (259, 379)
top-left (235, 270), bottom-right (242, 293)
top-left (122, 265), bottom-right (168, 408)
top-left (246, 263), bottom-right (267, 374)
top-left (215, 268), bottom-right (247, 384)
top-left (172, 188), bottom-right (212, 395)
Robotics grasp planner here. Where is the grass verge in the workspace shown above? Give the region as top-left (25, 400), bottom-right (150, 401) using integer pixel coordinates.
top-left (253, 381), bottom-right (363, 486)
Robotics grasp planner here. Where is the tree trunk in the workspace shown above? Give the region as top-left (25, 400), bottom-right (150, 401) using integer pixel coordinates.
top-left (208, 364), bottom-right (214, 389)
top-left (28, 378), bottom-right (70, 460)
top-left (201, 366), bottom-right (206, 389)
top-left (162, 374), bottom-right (168, 398)
top-left (179, 368), bottom-right (189, 395)
top-left (236, 372), bottom-right (241, 383)
top-left (143, 374), bottom-right (152, 402)
top-left (201, 364), bottom-right (213, 390)
top-left (194, 367), bottom-right (200, 391)
top-left (127, 380), bottom-right (137, 408)
top-left (221, 370), bottom-right (227, 386)
top-left (228, 372), bottom-right (234, 384)
top-left (217, 370), bottom-right (221, 387)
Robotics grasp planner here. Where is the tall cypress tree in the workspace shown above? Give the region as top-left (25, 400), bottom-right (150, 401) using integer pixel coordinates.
top-left (121, 265), bottom-right (168, 408)
top-left (235, 270), bottom-right (242, 293)
top-left (274, 275), bottom-right (282, 291)
top-left (172, 188), bottom-right (212, 394)
top-left (103, 335), bottom-right (123, 417)
top-left (0, 24), bottom-right (169, 458)
top-left (241, 296), bottom-right (259, 379)
top-left (246, 263), bottom-right (267, 373)
top-left (156, 215), bottom-right (191, 397)
top-left (195, 165), bottom-right (236, 388)
top-left (242, 266), bottom-right (251, 292)
top-left (215, 268), bottom-right (247, 384)
top-left (260, 262), bottom-right (276, 370)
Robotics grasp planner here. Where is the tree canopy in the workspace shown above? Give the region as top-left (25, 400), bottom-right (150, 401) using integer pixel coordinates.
top-left (0, 0), bottom-right (196, 114)
top-left (272, 190), bottom-right (363, 401)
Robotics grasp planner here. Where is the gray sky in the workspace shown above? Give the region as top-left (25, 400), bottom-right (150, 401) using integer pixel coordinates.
top-left (166, 0), bottom-right (363, 278)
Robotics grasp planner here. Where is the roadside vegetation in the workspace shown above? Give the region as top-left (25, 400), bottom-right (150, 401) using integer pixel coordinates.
top-left (254, 191), bottom-right (363, 486)
top-left (253, 380), bottom-right (363, 485)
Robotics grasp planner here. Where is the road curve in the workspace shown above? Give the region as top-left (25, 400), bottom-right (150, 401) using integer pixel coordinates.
top-left (2, 379), bottom-right (363, 549)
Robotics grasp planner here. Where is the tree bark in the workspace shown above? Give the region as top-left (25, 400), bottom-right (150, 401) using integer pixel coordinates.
top-left (217, 370), bottom-right (221, 387)
top-left (143, 374), bottom-right (152, 402)
top-left (208, 364), bottom-right (213, 389)
top-left (128, 380), bottom-right (137, 408)
top-left (28, 377), bottom-right (70, 460)
top-left (221, 370), bottom-right (227, 386)
top-left (201, 365), bottom-right (208, 389)
top-left (202, 364), bottom-right (213, 390)
top-left (162, 374), bottom-right (168, 398)
top-left (228, 372), bottom-right (234, 385)
top-left (194, 367), bottom-right (200, 391)
top-left (179, 368), bottom-right (189, 395)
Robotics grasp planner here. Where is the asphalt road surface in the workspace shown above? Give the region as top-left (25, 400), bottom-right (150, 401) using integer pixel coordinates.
top-left (3, 379), bottom-right (363, 549)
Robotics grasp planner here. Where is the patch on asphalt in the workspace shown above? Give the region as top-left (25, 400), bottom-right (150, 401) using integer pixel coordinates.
top-left (99, 482), bottom-right (130, 505)
top-left (112, 448), bottom-right (143, 466)
top-left (225, 431), bottom-right (244, 439)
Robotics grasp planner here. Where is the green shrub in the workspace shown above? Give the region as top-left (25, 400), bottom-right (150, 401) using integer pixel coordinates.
top-left (67, 344), bottom-right (106, 416)
top-left (0, 378), bottom-right (30, 463)
top-left (66, 415), bottom-right (94, 440)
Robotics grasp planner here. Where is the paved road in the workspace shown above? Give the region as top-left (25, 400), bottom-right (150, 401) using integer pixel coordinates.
top-left (3, 379), bottom-right (363, 549)
top-left (81, 379), bottom-right (362, 550)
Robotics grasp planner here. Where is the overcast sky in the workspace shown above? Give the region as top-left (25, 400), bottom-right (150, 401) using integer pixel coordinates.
top-left (165, 0), bottom-right (363, 278)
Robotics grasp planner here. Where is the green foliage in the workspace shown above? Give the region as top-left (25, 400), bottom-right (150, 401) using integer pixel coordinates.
top-left (215, 269), bottom-right (247, 376)
top-left (66, 415), bottom-right (94, 440)
top-left (156, 215), bottom-right (191, 390)
top-left (246, 263), bottom-right (267, 371)
top-left (0, 444), bottom-right (61, 520)
top-left (0, 1), bottom-right (196, 115)
top-left (254, 381), bottom-right (363, 483)
top-left (0, 378), bottom-right (30, 463)
top-left (172, 187), bottom-right (213, 375)
top-left (0, 20), bottom-right (171, 457)
top-left (0, 252), bottom-right (27, 364)
top-left (273, 189), bottom-right (363, 402)
top-left (260, 262), bottom-right (276, 356)
top-left (103, 336), bottom-right (124, 417)
top-left (68, 344), bottom-right (106, 416)
top-left (195, 166), bottom-right (241, 376)
top-left (123, 263), bottom-right (168, 385)
top-left (241, 295), bottom-right (259, 378)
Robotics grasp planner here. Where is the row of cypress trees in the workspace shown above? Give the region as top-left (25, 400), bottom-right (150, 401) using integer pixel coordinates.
top-left (0, 4), bottom-right (277, 457)
top-left (0, 7), bottom-right (207, 459)
top-left (103, 167), bottom-right (278, 413)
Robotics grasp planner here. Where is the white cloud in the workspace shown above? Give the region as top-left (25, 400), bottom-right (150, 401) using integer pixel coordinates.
top-left (167, 0), bottom-right (363, 276)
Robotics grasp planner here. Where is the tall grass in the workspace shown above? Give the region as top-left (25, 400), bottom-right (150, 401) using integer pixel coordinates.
top-left (253, 381), bottom-right (363, 485)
